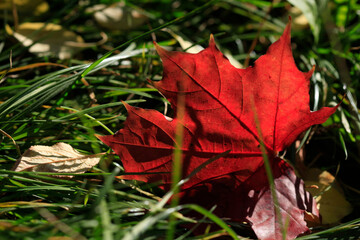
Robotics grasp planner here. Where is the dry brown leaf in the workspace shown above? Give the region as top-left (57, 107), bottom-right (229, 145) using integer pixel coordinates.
top-left (13, 142), bottom-right (102, 177)
top-left (88, 3), bottom-right (148, 31)
top-left (6, 22), bottom-right (84, 59)
top-left (304, 169), bottom-right (353, 224)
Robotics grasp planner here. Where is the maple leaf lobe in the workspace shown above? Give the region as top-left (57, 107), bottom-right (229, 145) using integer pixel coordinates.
top-left (241, 22), bottom-right (337, 152)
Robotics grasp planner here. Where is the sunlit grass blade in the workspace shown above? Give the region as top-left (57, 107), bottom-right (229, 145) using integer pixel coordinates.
top-left (0, 45), bottom-right (145, 122)
top-left (123, 204), bottom-right (241, 240)
top-left (250, 98), bottom-right (286, 240)
top-left (339, 131), bottom-right (348, 160)
top-left (56, 100), bottom-right (145, 120)
top-left (182, 204), bottom-right (241, 240)
top-left (296, 218), bottom-right (360, 239)
top-left (296, 127), bottom-right (311, 153)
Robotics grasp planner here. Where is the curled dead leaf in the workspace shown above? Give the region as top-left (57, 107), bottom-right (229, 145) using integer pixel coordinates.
top-left (13, 142), bottom-right (102, 178)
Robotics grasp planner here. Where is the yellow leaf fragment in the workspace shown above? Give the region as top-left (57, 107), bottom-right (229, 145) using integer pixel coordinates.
top-left (13, 143), bottom-right (101, 177)
top-left (304, 169), bottom-right (353, 224)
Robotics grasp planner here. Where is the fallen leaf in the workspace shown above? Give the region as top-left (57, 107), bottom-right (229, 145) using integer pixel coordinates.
top-left (13, 142), bottom-right (102, 177)
top-left (6, 22), bottom-right (84, 59)
top-left (88, 3), bottom-right (148, 31)
top-left (304, 169), bottom-right (353, 224)
top-left (99, 19), bottom-right (337, 239)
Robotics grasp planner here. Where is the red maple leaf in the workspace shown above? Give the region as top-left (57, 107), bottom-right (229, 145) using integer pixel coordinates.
top-left (98, 20), bottom-right (337, 239)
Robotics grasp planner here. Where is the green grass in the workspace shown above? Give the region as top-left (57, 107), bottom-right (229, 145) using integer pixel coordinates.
top-left (1, 0), bottom-right (360, 239)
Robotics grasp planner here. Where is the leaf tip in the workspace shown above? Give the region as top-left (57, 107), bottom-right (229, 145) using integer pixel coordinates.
top-left (304, 65), bottom-right (315, 80)
top-left (153, 41), bottom-right (159, 49)
top-left (154, 42), bottom-right (167, 57)
top-left (94, 134), bottom-right (103, 141)
top-left (282, 15), bottom-right (292, 42)
top-left (121, 100), bottom-right (131, 110)
top-left (209, 34), bottom-right (217, 48)
top-left (146, 78), bottom-right (152, 83)
top-left (148, 78), bottom-right (159, 89)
